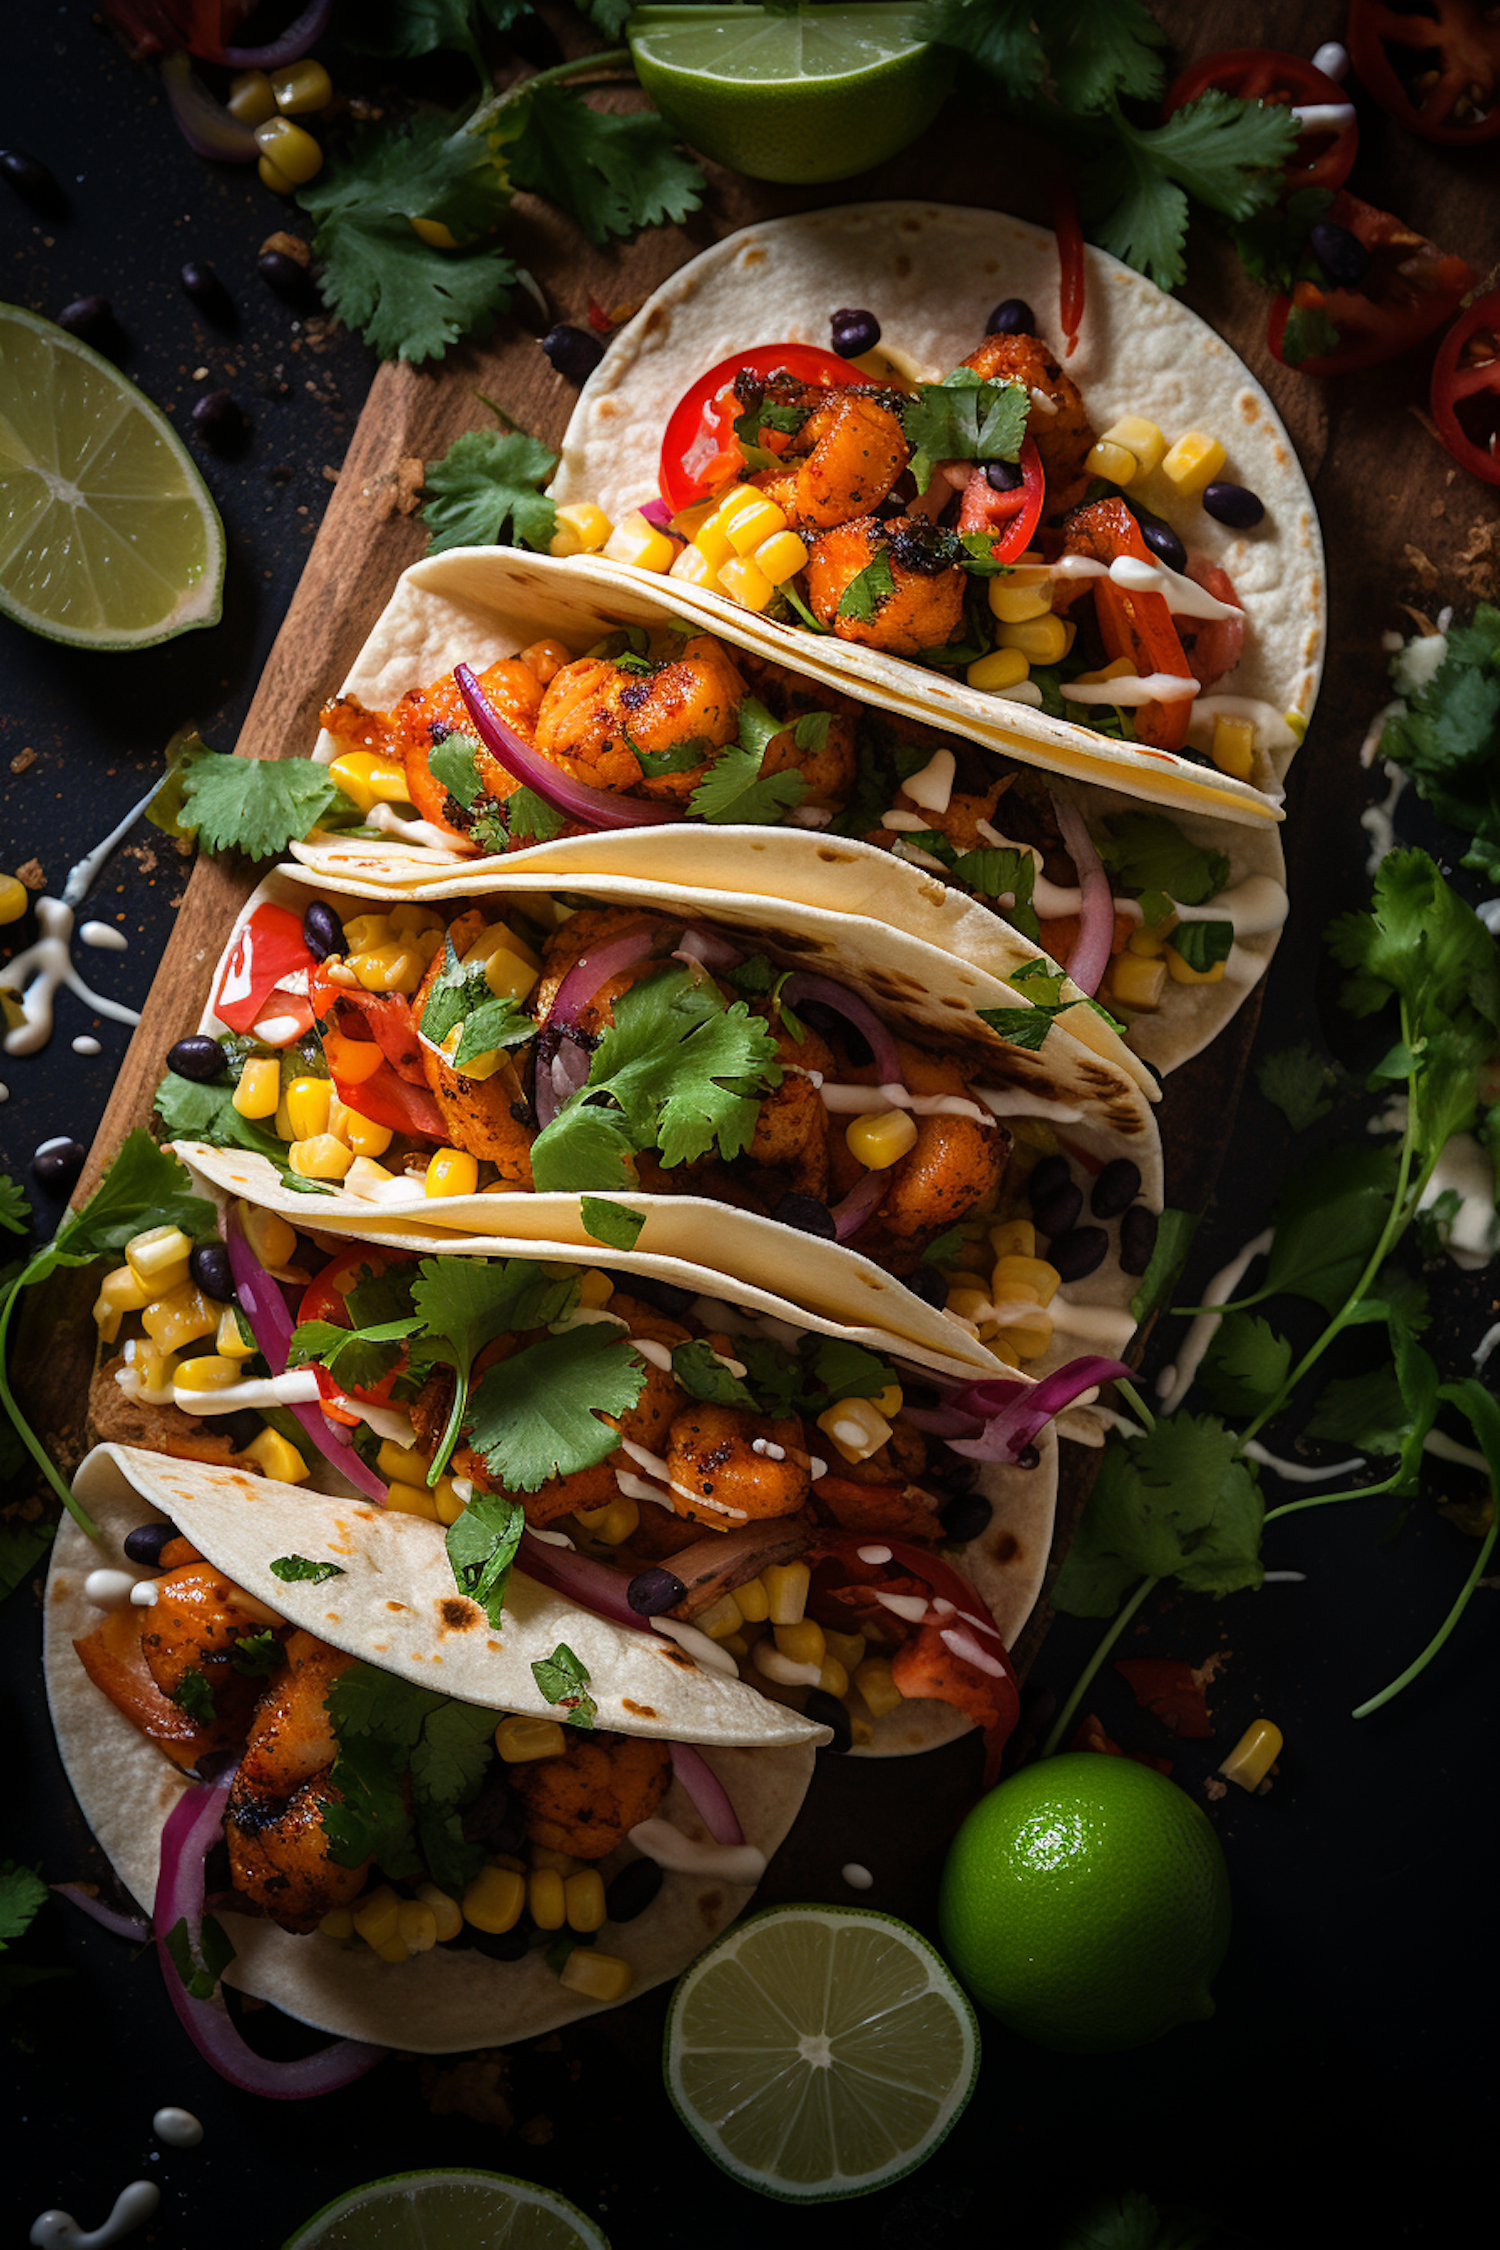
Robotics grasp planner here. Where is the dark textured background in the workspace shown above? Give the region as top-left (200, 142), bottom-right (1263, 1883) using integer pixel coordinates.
top-left (3, 6), bottom-right (1495, 2244)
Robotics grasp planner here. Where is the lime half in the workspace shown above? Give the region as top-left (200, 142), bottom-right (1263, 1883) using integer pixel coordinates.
top-left (282, 2169), bottom-right (609, 2250)
top-left (0, 303), bottom-right (224, 650)
top-left (664, 1904), bottom-right (979, 2202)
top-left (629, 4), bottom-right (954, 185)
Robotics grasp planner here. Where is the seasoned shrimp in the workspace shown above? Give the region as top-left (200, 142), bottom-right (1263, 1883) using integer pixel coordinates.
top-left (225, 1631), bottom-right (368, 1935)
top-left (607, 1292), bottom-right (690, 1455)
top-left (414, 910), bottom-right (536, 1182)
top-left (535, 637), bottom-right (745, 802)
top-left (73, 1605), bottom-right (238, 1769)
top-left (745, 1016), bottom-right (835, 1200)
top-left (778, 392), bottom-right (909, 529)
top-left (666, 1402), bottom-right (812, 1526)
top-left (960, 333), bottom-right (1096, 516)
top-left (735, 650), bottom-right (859, 805)
top-left (875, 1042), bottom-right (1006, 1240)
top-left (417, 1338), bottom-right (619, 1528)
top-left (812, 1471), bottom-right (946, 1542)
top-left (139, 1561), bottom-right (281, 1700)
top-left (511, 1732), bottom-right (670, 1858)
top-left (803, 517), bottom-right (966, 653)
top-left (530, 907), bottom-right (663, 1024)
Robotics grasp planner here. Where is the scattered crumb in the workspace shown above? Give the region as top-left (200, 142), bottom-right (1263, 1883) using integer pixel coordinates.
top-left (10, 747), bottom-right (35, 774)
top-left (420, 2050), bottom-right (513, 2128)
top-left (16, 859), bottom-right (44, 891)
top-left (1402, 543), bottom-right (1442, 589)
top-left (191, 365), bottom-right (208, 381)
top-left (1204, 1776), bottom-right (1228, 1802)
top-left (362, 456), bottom-right (425, 520)
top-left (321, 463), bottom-right (340, 483)
top-left (533, 2034), bottom-right (563, 2053)
top-left (123, 843), bottom-right (157, 876)
top-left (518, 2116), bottom-right (554, 2146)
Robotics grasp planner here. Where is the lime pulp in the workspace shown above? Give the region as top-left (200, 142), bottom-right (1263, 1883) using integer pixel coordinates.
top-left (281, 2169), bottom-right (610, 2250)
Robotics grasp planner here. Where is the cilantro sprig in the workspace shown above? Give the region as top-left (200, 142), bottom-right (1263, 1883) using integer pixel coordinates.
top-left (687, 697), bottom-right (808, 826)
top-left (421, 400), bottom-right (558, 557)
top-left (148, 739), bottom-right (362, 861)
top-left (322, 1663), bottom-right (502, 1891)
top-left (901, 370), bottom-right (1028, 493)
top-left (1378, 606), bottom-right (1500, 887)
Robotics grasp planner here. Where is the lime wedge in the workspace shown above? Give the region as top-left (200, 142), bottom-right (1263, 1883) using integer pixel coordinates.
top-left (282, 2169), bottom-right (610, 2250)
top-left (664, 1904), bottom-right (979, 2202)
top-left (0, 302), bottom-right (224, 650)
top-left (628, 4), bottom-right (954, 185)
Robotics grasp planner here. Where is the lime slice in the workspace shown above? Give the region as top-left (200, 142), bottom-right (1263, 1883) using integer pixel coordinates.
top-left (628, 4), bottom-right (954, 186)
top-left (664, 1904), bottom-right (979, 2202)
top-left (282, 2169), bottom-right (610, 2250)
top-left (0, 302), bottom-right (225, 650)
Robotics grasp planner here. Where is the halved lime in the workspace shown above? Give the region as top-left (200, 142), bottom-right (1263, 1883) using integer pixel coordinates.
top-left (0, 303), bottom-right (224, 650)
top-left (282, 2169), bottom-right (610, 2250)
top-left (628, 4), bottom-right (954, 185)
top-left (664, 1904), bottom-right (979, 2202)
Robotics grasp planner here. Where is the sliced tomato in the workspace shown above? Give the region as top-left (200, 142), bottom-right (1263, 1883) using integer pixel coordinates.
top-left (1164, 48), bottom-right (1358, 191)
top-left (1114, 1657), bottom-right (1216, 1738)
top-left (957, 437), bottom-right (1046, 563)
top-left (1431, 290), bottom-right (1500, 484)
top-left (659, 343), bottom-right (863, 512)
top-left (1059, 498), bottom-right (1197, 751)
top-left (297, 1244), bottom-right (414, 1418)
top-left (1052, 182), bottom-right (1086, 358)
top-left (250, 990), bottom-right (316, 1047)
top-left (1349, 0), bottom-right (1500, 144)
top-left (310, 968), bottom-right (447, 1141)
top-left (1268, 189), bottom-right (1474, 375)
top-left (1178, 557), bottom-right (1246, 690)
top-left (215, 904), bottom-right (314, 1035)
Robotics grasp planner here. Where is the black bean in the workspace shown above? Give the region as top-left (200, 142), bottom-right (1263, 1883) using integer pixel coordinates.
top-left (181, 260), bottom-right (235, 325)
top-left (1091, 1157), bottom-right (1141, 1219)
top-left (1, 149), bottom-right (65, 214)
top-left (1309, 219), bottom-right (1368, 289)
top-left (1202, 480), bottom-right (1265, 530)
top-left (904, 1262), bottom-right (948, 1308)
top-left (1049, 1226), bottom-right (1109, 1282)
top-left (191, 389), bottom-right (245, 449)
top-left (1032, 1182), bottom-right (1083, 1240)
top-left (58, 296), bottom-right (117, 354)
top-left (771, 1193), bottom-right (837, 1240)
top-left (803, 1689), bottom-right (853, 1752)
top-left (605, 1856), bottom-right (665, 1925)
top-left (1016, 1443), bottom-right (1041, 1471)
top-left (1119, 1205), bottom-right (1158, 1277)
top-left (541, 324), bottom-right (605, 385)
top-left (32, 1139), bottom-right (85, 1190)
top-left (985, 298), bottom-right (1036, 336)
top-left (985, 458), bottom-right (1023, 491)
top-left (257, 249), bottom-right (315, 305)
top-left (190, 1241), bottom-right (234, 1303)
top-left (302, 899), bottom-right (344, 962)
top-left (1027, 1153), bottom-right (1071, 1205)
top-left (628, 1566), bottom-right (687, 1618)
top-left (167, 1034), bottom-right (226, 1083)
top-left (1134, 508), bottom-right (1187, 575)
top-left (124, 1521), bottom-right (177, 1567)
top-left (830, 307), bottom-right (880, 358)
top-left (617, 1274), bottom-right (695, 1320)
top-left (940, 1491), bottom-right (993, 1545)
top-left (463, 1921), bottom-right (532, 1962)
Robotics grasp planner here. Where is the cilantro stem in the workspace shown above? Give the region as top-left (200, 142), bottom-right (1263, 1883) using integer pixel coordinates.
top-left (427, 1360), bottom-right (469, 1489)
top-left (1351, 1508), bottom-right (1497, 1719)
top-left (1264, 1471), bottom-right (1403, 1523)
top-left (1114, 1377), bottom-right (1157, 1435)
top-left (1038, 1573), bottom-right (1159, 1759)
top-left (0, 1256), bottom-right (98, 1538)
top-left (491, 49), bottom-right (633, 108)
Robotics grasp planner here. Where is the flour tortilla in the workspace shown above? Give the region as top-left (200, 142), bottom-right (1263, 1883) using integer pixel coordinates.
top-left (549, 201), bottom-right (1323, 798)
top-left (294, 543), bottom-right (1282, 1074)
top-left (45, 1451), bottom-right (817, 2051)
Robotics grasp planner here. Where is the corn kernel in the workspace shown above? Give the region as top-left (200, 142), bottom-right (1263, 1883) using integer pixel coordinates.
top-left (376, 1438), bottom-right (427, 1483)
top-left (463, 1864), bottom-right (526, 1934)
top-left (480, 947), bottom-right (537, 1006)
top-left (1007, 1311), bottom-right (1054, 1361)
top-left (319, 1906), bottom-right (354, 1941)
top-left (564, 1870), bottom-right (606, 1934)
top-left (374, 1934), bottom-right (413, 1963)
top-left (693, 513), bottom-right (737, 571)
top-left (1160, 430), bottom-right (1227, 497)
top-left (92, 1288), bottom-right (122, 1343)
top-left (271, 59), bottom-right (332, 114)
top-left (995, 613), bottom-right (1070, 665)
top-left (386, 1482), bottom-right (441, 1521)
top-left (719, 1631), bottom-right (749, 1660)
top-left (855, 1657), bottom-right (904, 1719)
top-left (549, 502), bottom-right (613, 559)
top-left (272, 1095), bottom-right (295, 1144)
top-left (1219, 1718), bottom-right (1282, 1791)
top-left (823, 1629), bottom-right (867, 1675)
top-left (214, 1306), bottom-right (255, 1361)
top-left (529, 1868), bottom-right (566, 1931)
top-left (763, 1561), bottom-right (810, 1626)
top-left (594, 1497), bottom-right (639, 1546)
top-left (245, 1426), bottom-right (309, 1483)
top-left (576, 1268), bottom-right (614, 1310)
top-left (227, 1052), bottom-right (281, 1122)
top-left (258, 154), bottom-right (297, 195)
top-left (869, 1382), bottom-right (903, 1419)
top-left (284, 1077), bottom-right (331, 1141)
top-left (352, 1886), bottom-right (401, 1949)
top-left (724, 497), bottom-right (787, 555)
top-left (397, 1899), bottom-right (438, 1956)
top-left (966, 646), bottom-right (1031, 692)
top-left (120, 1338), bottom-right (176, 1403)
top-left (389, 902), bottom-right (444, 940)
top-left (753, 529), bottom-right (809, 584)
top-left (433, 1477), bottom-right (466, 1527)
top-left (716, 555), bottom-right (775, 611)
top-left (669, 546), bottom-right (720, 590)
top-left (253, 117), bottom-right (322, 186)
top-left (1127, 924), bottom-right (1169, 957)
top-left (774, 1619), bottom-right (825, 1669)
top-left (0, 874), bottom-right (30, 925)
top-left (289, 1134), bottom-right (356, 1181)
top-left (602, 512), bottom-right (676, 573)
top-left (337, 1106), bottom-right (393, 1159)
top-left (413, 221), bottom-right (461, 255)
top-left (986, 1332), bottom-right (1024, 1369)
top-left (988, 566), bottom-right (1053, 624)
top-left (1102, 416), bottom-right (1166, 479)
top-left (559, 1950), bottom-right (632, 2002)
top-left (495, 1714), bottom-right (566, 1764)
top-left (989, 1219), bottom-right (1036, 1260)
top-left (100, 1263), bottom-right (154, 1314)
top-left (946, 1285), bottom-right (990, 1326)
top-left (227, 69), bottom-right (277, 126)
top-left (714, 486), bottom-right (762, 528)
top-left (848, 1711), bottom-right (874, 1747)
top-left (141, 1284), bottom-right (218, 1354)
top-left (1165, 947), bottom-right (1227, 986)
top-left (343, 912), bottom-right (389, 954)
top-left (173, 1354), bottom-right (243, 1394)
top-left (530, 1847), bottom-right (579, 1877)
top-left (1084, 438), bottom-right (1136, 485)
top-left (426, 1148), bottom-right (479, 1199)
top-left (845, 1109), bottom-right (918, 1171)
top-left (991, 1254), bottom-right (1061, 1308)
top-left (415, 1884), bottom-right (463, 1943)
top-left (817, 1656), bottom-right (850, 1700)
top-left (818, 1397), bottom-right (894, 1465)
top-left (698, 1592), bottom-right (745, 1640)
top-left (353, 940), bottom-right (425, 996)
top-left (462, 920), bottom-right (542, 975)
top-left (1106, 953), bottom-right (1168, 1010)
top-left (1211, 716), bottom-right (1256, 780)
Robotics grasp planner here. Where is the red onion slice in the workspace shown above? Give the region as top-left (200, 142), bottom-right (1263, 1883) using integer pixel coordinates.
top-left (830, 1165), bottom-right (889, 1242)
top-left (1047, 789), bottom-right (1114, 997)
top-left (161, 52), bottom-right (257, 161)
top-left (219, 0), bottom-right (333, 68)
top-left (779, 972), bottom-right (903, 1087)
top-left (638, 498), bottom-right (674, 531)
top-left (516, 1530), bottom-right (649, 1632)
top-left (669, 1744), bottom-right (745, 1845)
top-left (946, 1355), bottom-right (1133, 1463)
top-left (674, 924), bottom-right (745, 973)
top-left (455, 664), bottom-right (683, 833)
top-left (535, 928), bottom-right (662, 1130)
top-left (54, 1883), bottom-right (151, 1944)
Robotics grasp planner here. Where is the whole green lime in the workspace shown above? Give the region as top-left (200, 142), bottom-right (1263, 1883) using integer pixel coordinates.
top-left (938, 1754), bottom-right (1232, 2053)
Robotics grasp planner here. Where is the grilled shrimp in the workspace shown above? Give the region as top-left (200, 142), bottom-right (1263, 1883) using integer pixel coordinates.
top-left (773, 391), bottom-right (910, 530)
top-left (530, 907), bottom-right (664, 1024)
top-left (746, 1017), bottom-right (836, 1199)
top-left (534, 637), bottom-right (745, 802)
top-left (960, 334), bottom-right (1096, 515)
top-left (139, 1561), bottom-right (281, 1700)
top-left (414, 910), bottom-right (536, 1183)
top-left (666, 1402), bottom-right (812, 1526)
top-left (73, 1605), bottom-right (243, 1769)
top-left (511, 1732), bottom-right (671, 1859)
top-left (735, 650), bottom-right (859, 805)
top-left (224, 1631), bottom-right (368, 1935)
top-left (803, 517), bottom-right (966, 653)
top-left (875, 1042), bottom-right (1006, 1239)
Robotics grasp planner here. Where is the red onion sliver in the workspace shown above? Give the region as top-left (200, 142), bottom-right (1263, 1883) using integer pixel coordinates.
top-left (830, 1165), bottom-right (889, 1242)
top-left (54, 1883), bottom-right (150, 1944)
top-left (638, 498), bottom-right (674, 531)
top-left (220, 0), bottom-right (333, 67)
top-left (535, 928), bottom-right (661, 1129)
top-left (161, 52), bottom-right (257, 161)
top-left (1047, 788), bottom-right (1115, 998)
top-left (669, 1743), bottom-right (745, 1846)
top-left (779, 972), bottom-right (903, 1087)
top-left (455, 664), bottom-right (682, 833)
top-left (947, 1355), bottom-right (1133, 1463)
top-left (516, 1531), bottom-right (648, 1632)
top-left (674, 923), bottom-right (745, 973)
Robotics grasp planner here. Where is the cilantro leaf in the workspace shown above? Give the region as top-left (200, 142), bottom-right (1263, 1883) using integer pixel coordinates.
top-left (1302, 1366), bottom-right (1410, 1455)
top-left (838, 553), bottom-right (897, 622)
top-left (445, 1488), bottom-right (525, 1628)
top-left (339, 1), bottom-right (490, 72)
top-left (670, 1339), bottom-right (758, 1411)
top-left (507, 785), bottom-right (567, 844)
top-left (467, 1323), bottom-right (646, 1491)
top-left (429, 734), bottom-right (484, 809)
top-left (1096, 812), bottom-right (1230, 907)
top-left (1252, 1145), bottom-right (1402, 1315)
top-left (734, 1334), bottom-right (805, 1418)
top-left (411, 1255), bottom-right (576, 1482)
top-left (0, 1863), bottom-right (48, 1948)
top-left (1129, 1207), bottom-right (1200, 1325)
top-left (979, 960), bottom-right (1077, 1052)
top-left (580, 1196), bottom-right (645, 1251)
top-left (688, 696), bottom-right (808, 826)
top-left (270, 1555), bottom-right (345, 1584)
top-left (418, 934), bottom-right (538, 1071)
top-left (901, 371), bottom-right (1028, 492)
top-left (498, 82), bottom-right (703, 247)
top-left (173, 1669), bottom-right (216, 1724)
top-left (1046, 0), bottom-right (1167, 112)
top-left (422, 418), bottom-right (558, 556)
top-left (230, 1628), bottom-right (283, 1678)
top-left (154, 1070), bottom-right (326, 1190)
top-left (1169, 920), bottom-right (1233, 973)
top-left (1255, 1041), bottom-right (1339, 1133)
top-left (1379, 606), bottom-right (1500, 885)
top-left (408, 1697), bottom-right (498, 1807)
top-left (286, 1312), bottom-right (421, 1394)
top-left (174, 746), bottom-right (357, 859)
top-left (0, 1177), bottom-right (28, 1235)
top-left (1052, 1414), bottom-right (1264, 1616)
top-left (913, 0), bottom-right (1048, 96)
top-left (810, 1337), bottom-right (895, 1402)
top-left (951, 845), bottom-right (1041, 941)
top-left (1197, 1313), bottom-right (1291, 1417)
top-left (1230, 184), bottom-right (1334, 292)
top-left (531, 1643), bottom-right (597, 1727)
top-left (164, 1913), bottom-right (236, 2002)
top-left (1084, 90), bottom-right (1297, 292)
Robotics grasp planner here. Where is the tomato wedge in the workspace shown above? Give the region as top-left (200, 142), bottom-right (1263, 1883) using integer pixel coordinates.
top-left (310, 968), bottom-right (448, 1142)
top-left (957, 437), bottom-right (1046, 563)
top-left (1348, 0), bottom-right (1500, 144)
top-left (297, 1244), bottom-right (414, 1423)
top-left (215, 904), bottom-right (314, 1035)
top-left (1163, 48), bottom-right (1358, 191)
top-left (659, 343), bottom-right (862, 513)
top-left (1431, 290), bottom-right (1500, 483)
top-left (1268, 189), bottom-right (1474, 375)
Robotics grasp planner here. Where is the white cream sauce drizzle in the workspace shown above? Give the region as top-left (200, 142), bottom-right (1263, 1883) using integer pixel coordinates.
top-left (84, 1569), bottom-right (139, 1610)
top-left (1424, 1430), bottom-right (1490, 1474)
top-left (1477, 899), bottom-right (1500, 937)
top-left (1472, 1322), bottom-right (1500, 1373)
top-left (753, 1640), bottom-right (821, 1688)
top-left (1242, 1441), bottom-right (1366, 1486)
top-left (1312, 40), bottom-right (1348, 77)
top-left (3, 781), bottom-right (156, 1060)
top-left (30, 2183), bottom-right (160, 2248)
top-left (628, 1817), bottom-right (766, 1886)
top-left (164, 1370), bottom-right (323, 1416)
top-left (1064, 671), bottom-right (1201, 708)
top-left (364, 804), bottom-right (466, 851)
top-left (650, 1615), bottom-right (739, 1675)
top-left (842, 1862), bottom-right (874, 1890)
top-left (1291, 101), bottom-right (1356, 130)
top-left (151, 2108), bottom-right (203, 2149)
top-left (1047, 552), bottom-right (1243, 621)
top-left (903, 749), bottom-right (956, 814)
top-left (129, 1582), bottom-right (158, 1609)
top-left (818, 1079), bottom-right (990, 1123)
top-left (1187, 696), bottom-right (1299, 758)
top-left (72, 1035), bottom-right (102, 1056)
top-left (619, 1437), bottom-right (747, 1520)
top-left (1361, 761), bottom-right (1408, 874)
top-left (857, 1544), bottom-right (892, 1565)
top-left (79, 921), bottom-right (128, 951)
top-left (1156, 1228), bottom-right (1274, 1413)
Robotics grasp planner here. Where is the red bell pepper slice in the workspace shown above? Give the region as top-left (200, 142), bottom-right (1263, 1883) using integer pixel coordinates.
top-left (1058, 498), bottom-right (1197, 751)
top-left (1431, 291), bottom-right (1500, 485)
top-left (215, 904), bottom-right (314, 1035)
top-left (310, 969), bottom-right (447, 1142)
top-left (1163, 48), bottom-right (1358, 192)
top-left (296, 1244), bottom-right (414, 1422)
top-left (1268, 191), bottom-right (1474, 377)
top-left (957, 437), bottom-right (1046, 564)
top-left (659, 343), bottom-right (863, 513)
top-left (1348, 0), bottom-right (1500, 145)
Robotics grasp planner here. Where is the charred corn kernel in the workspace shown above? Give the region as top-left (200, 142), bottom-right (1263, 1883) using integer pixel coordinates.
top-left (271, 58), bottom-right (332, 113)
top-left (1165, 947), bottom-right (1227, 986)
top-left (725, 496), bottom-right (787, 555)
top-left (285, 1076), bottom-right (331, 1140)
top-left (699, 1593), bottom-right (745, 1640)
top-left (253, 117), bottom-right (323, 186)
top-left (823, 1628), bottom-right (867, 1675)
top-left (142, 1283), bottom-right (218, 1354)
top-left (0, 874), bottom-right (28, 924)
top-left (432, 1477), bottom-right (466, 1527)
top-left (463, 1864), bottom-right (526, 1934)
top-left (415, 1884), bottom-right (463, 1943)
top-left (215, 1306), bottom-right (256, 1360)
top-left (1106, 953), bottom-right (1168, 1010)
top-left (397, 1899), bottom-right (439, 1956)
top-left (425, 1148), bottom-right (479, 1199)
top-left (239, 1202), bottom-right (298, 1271)
top-left (848, 1711), bottom-right (874, 1747)
top-left (344, 1157), bottom-right (398, 1199)
top-left (463, 920), bottom-right (542, 974)
top-left (100, 1262), bottom-right (154, 1314)
top-left (818, 1397), bottom-right (894, 1465)
top-left (966, 646), bottom-right (1030, 692)
top-left (338, 1107), bottom-right (393, 1159)
top-left (869, 1382), bottom-right (903, 1419)
top-left (245, 1426), bottom-right (308, 1483)
top-left (1007, 1311), bottom-right (1054, 1361)
top-left (559, 1949), bottom-right (632, 2002)
top-left (92, 1291), bottom-right (123, 1343)
top-left (1161, 430), bottom-right (1226, 497)
top-left (227, 68), bottom-right (276, 125)
top-left (289, 1134), bottom-right (356, 1181)
top-left (549, 501), bottom-right (612, 558)
top-left (577, 1268), bottom-right (614, 1310)
top-left (389, 902), bottom-right (444, 939)
top-left (343, 912), bottom-right (388, 953)
top-left (818, 1656), bottom-right (850, 1701)
top-left (258, 154), bottom-right (297, 195)
top-left (1219, 1718), bottom-right (1282, 1791)
top-left (496, 1714), bottom-right (566, 1763)
top-left (987, 569), bottom-right (1054, 624)
top-left (996, 612), bottom-right (1070, 665)
top-left (716, 555), bottom-right (775, 611)
top-left (377, 1438), bottom-right (427, 1483)
top-left (121, 1339), bottom-right (176, 1403)
top-left (992, 1254), bottom-right (1061, 1308)
top-left (355, 940), bottom-right (427, 995)
top-left (731, 1575), bottom-right (770, 1624)
top-left (669, 545), bottom-right (720, 590)
top-left (946, 1286), bottom-right (991, 1325)
top-left (564, 1870), bottom-right (606, 1934)
top-left (989, 1218), bottom-right (1036, 1260)
top-left (1211, 716), bottom-right (1256, 779)
top-left (373, 1933), bottom-right (412, 1963)
top-left (774, 1619), bottom-right (825, 1669)
top-left (352, 1886), bottom-right (401, 1949)
top-left (319, 1906), bottom-right (354, 1941)
top-left (763, 1560), bottom-right (810, 1626)
top-left (1084, 438), bottom-right (1137, 485)
top-left (845, 1109), bottom-right (918, 1170)
top-left (855, 1657), bottom-right (904, 1719)
top-left (530, 1847), bottom-right (579, 1877)
top-left (693, 512), bottom-right (736, 571)
top-left (173, 1353), bottom-right (242, 1394)
top-left (529, 1868), bottom-right (566, 1931)
top-left (602, 512), bottom-right (676, 573)
top-left (753, 529), bottom-right (809, 583)
top-left (1127, 923), bottom-right (1169, 957)
top-left (230, 1054), bottom-right (281, 1120)
top-left (385, 1481), bottom-right (441, 1521)
top-left (594, 1497), bottom-right (639, 1546)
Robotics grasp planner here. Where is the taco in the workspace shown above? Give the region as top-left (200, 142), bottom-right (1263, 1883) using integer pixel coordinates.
top-left (547, 201), bottom-right (1323, 800)
top-left (296, 544), bottom-right (1286, 1074)
top-left (45, 1445), bottom-right (817, 2066)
